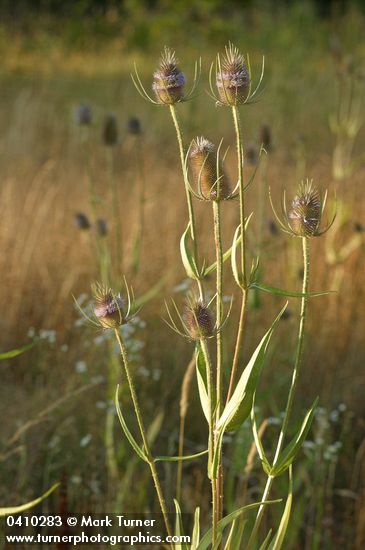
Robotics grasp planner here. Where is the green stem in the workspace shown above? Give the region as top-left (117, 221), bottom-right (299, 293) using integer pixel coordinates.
top-left (213, 200), bottom-right (223, 418)
top-left (105, 342), bottom-right (122, 503)
top-left (200, 338), bottom-right (217, 545)
top-left (226, 106), bottom-right (248, 403)
top-left (232, 106), bottom-right (247, 282)
top-left (114, 329), bottom-right (173, 541)
top-left (169, 104), bottom-right (204, 301)
top-left (213, 200), bottom-right (224, 522)
top-left (248, 237), bottom-right (310, 547)
top-left (176, 354), bottom-right (195, 503)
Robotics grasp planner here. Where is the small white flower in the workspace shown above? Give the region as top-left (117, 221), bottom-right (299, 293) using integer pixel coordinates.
top-left (75, 361), bottom-right (87, 374)
top-left (80, 434), bottom-right (92, 447)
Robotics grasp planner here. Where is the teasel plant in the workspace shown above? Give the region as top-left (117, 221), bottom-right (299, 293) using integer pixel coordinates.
top-left (124, 45), bottom-right (338, 548)
top-left (76, 281), bottom-right (209, 545)
top-left (246, 180), bottom-right (336, 547)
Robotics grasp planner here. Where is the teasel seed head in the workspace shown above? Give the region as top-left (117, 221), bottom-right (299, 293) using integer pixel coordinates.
top-left (189, 136), bottom-right (230, 201)
top-left (270, 179), bottom-right (336, 238)
top-left (92, 283), bottom-right (125, 329)
top-left (75, 212), bottom-right (91, 231)
top-left (75, 103), bottom-right (93, 126)
top-left (103, 113), bottom-right (119, 146)
top-left (152, 47), bottom-right (186, 105)
top-left (96, 219), bottom-right (108, 237)
top-left (184, 300), bottom-right (215, 341)
top-left (216, 44), bottom-right (250, 106)
top-left (288, 182), bottom-right (322, 237)
top-left (127, 116), bottom-right (142, 135)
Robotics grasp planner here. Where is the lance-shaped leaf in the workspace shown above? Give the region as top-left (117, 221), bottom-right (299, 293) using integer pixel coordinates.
top-left (195, 344), bottom-right (210, 423)
top-left (230, 214), bottom-right (254, 288)
top-left (268, 466), bottom-right (293, 550)
top-left (210, 414), bottom-right (231, 480)
top-left (174, 499), bottom-right (190, 550)
top-left (217, 303), bottom-right (287, 433)
top-left (115, 385), bottom-right (149, 463)
top-left (180, 222), bottom-right (199, 280)
top-left (224, 519), bottom-right (246, 550)
top-left (0, 342), bottom-right (35, 360)
top-left (212, 535), bottom-right (223, 549)
top-left (191, 507), bottom-right (200, 550)
top-left (197, 500), bottom-right (280, 550)
top-left (154, 449), bottom-right (208, 462)
top-left (250, 282), bottom-right (335, 299)
top-left (224, 520), bottom-right (237, 550)
top-left (0, 483), bottom-right (60, 516)
top-left (270, 398), bottom-right (318, 477)
top-left (259, 530), bottom-right (273, 550)
top-left (251, 402), bottom-right (272, 475)
top-left (231, 225), bottom-right (243, 287)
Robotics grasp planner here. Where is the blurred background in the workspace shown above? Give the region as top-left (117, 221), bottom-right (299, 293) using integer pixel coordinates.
top-left (0, 1), bottom-right (364, 548)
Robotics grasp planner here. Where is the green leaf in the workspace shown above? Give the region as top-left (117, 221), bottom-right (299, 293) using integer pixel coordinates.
top-left (195, 344), bottom-right (210, 423)
top-left (250, 283), bottom-right (335, 299)
top-left (210, 414), bottom-right (231, 480)
top-left (0, 483), bottom-right (60, 516)
top-left (0, 342), bottom-right (34, 360)
top-left (229, 518), bottom-right (246, 550)
top-left (191, 507), bottom-right (200, 550)
top-left (224, 519), bottom-right (237, 550)
top-left (251, 402), bottom-right (271, 475)
top-left (270, 398), bottom-right (318, 477)
top-left (217, 303), bottom-right (287, 433)
top-left (224, 519), bottom-right (247, 550)
top-left (268, 466), bottom-right (293, 550)
top-left (197, 500), bottom-right (280, 550)
top-left (180, 222), bottom-right (199, 280)
top-left (259, 530), bottom-right (273, 550)
top-left (231, 225), bottom-right (243, 287)
top-left (212, 535), bottom-right (223, 549)
top-left (154, 449), bottom-right (208, 462)
top-left (174, 499), bottom-right (190, 550)
top-left (115, 385), bottom-right (148, 463)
